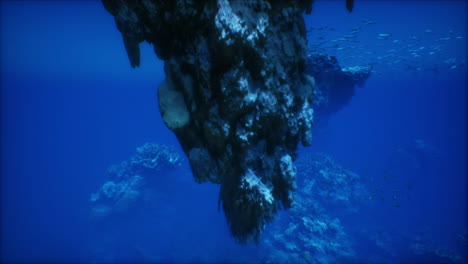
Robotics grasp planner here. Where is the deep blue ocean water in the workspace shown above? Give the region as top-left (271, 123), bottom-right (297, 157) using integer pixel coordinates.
top-left (1, 1), bottom-right (466, 263)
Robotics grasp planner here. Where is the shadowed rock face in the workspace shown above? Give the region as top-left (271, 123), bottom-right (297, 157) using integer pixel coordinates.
top-left (102, 0), bottom-right (314, 243)
top-left (307, 54), bottom-right (371, 123)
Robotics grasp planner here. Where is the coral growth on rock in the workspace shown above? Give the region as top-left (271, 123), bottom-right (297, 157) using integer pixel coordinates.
top-left (103, 0), bottom-right (314, 242)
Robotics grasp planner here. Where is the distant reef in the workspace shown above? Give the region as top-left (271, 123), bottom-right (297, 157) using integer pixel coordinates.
top-left (103, 0), bottom-right (315, 243)
top-left (307, 54), bottom-right (371, 123)
top-left (90, 143), bottom-right (182, 220)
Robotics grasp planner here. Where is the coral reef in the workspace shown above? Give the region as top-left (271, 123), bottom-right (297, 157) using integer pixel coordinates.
top-left (306, 54), bottom-right (371, 123)
top-left (90, 143), bottom-right (181, 219)
top-left (102, 0), bottom-right (315, 242)
top-left (262, 199), bottom-right (355, 264)
top-left (260, 152), bottom-right (367, 263)
top-left (296, 152), bottom-right (368, 210)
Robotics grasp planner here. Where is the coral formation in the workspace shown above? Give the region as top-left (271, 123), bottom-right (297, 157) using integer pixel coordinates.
top-left (103, 0), bottom-right (314, 242)
top-left (262, 204), bottom-right (355, 264)
top-left (297, 152), bottom-right (368, 210)
top-left (260, 152), bottom-right (367, 263)
top-left (90, 143), bottom-right (181, 219)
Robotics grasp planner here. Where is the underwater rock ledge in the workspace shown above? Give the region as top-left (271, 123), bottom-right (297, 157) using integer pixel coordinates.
top-left (103, 0), bottom-right (314, 243)
top-left (307, 54), bottom-right (371, 123)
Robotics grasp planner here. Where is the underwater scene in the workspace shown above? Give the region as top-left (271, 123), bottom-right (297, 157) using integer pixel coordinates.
top-left (1, 1), bottom-right (466, 263)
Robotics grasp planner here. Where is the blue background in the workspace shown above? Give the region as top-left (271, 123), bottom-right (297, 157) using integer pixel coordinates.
top-left (1, 1), bottom-right (466, 262)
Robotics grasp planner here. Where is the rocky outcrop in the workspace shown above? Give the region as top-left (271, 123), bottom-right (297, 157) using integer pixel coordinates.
top-left (102, 0), bottom-right (314, 242)
top-left (307, 54), bottom-right (371, 123)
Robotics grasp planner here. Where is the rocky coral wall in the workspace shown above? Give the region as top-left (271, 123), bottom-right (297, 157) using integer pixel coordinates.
top-left (102, 0), bottom-right (314, 243)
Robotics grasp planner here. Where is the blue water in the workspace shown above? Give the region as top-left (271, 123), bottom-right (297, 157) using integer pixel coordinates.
top-left (1, 1), bottom-right (466, 263)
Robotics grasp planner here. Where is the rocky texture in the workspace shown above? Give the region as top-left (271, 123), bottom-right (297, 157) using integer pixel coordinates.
top-left (297, 152), bottom-right (368, 211)
top-left (306, 54), bottom-right (371, 123)
top-left (103, 0), bottom-right (314, 242)
top-left (260, 152), bottom-right (366, 263)
top-left (90, 143), bottom-right (181, 219)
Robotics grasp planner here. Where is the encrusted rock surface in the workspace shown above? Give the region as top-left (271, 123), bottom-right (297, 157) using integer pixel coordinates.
top-left (103, 0), bottom-right (314, 242)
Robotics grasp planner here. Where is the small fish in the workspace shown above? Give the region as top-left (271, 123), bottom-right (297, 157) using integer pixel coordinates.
top-left (424, 30), bottom-right (433, 33)
top-left (445, 58), bottom-right (456, 63)
top-left (378, 33), bottom-right (391, 37)
top-left (456, 36), bottom-right (463, 39)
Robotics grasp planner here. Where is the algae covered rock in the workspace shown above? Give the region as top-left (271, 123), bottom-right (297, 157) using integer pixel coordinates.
top-left (103, 0), bottom-right (314, 242)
